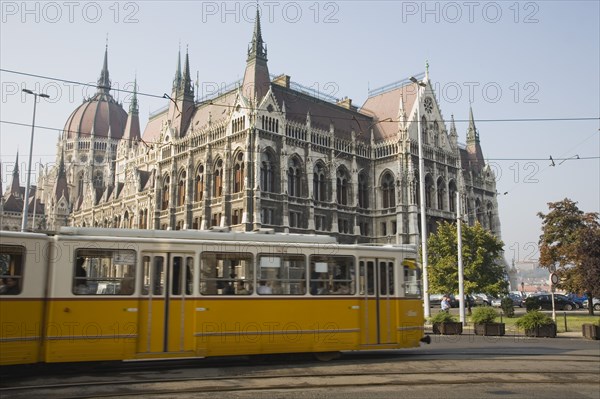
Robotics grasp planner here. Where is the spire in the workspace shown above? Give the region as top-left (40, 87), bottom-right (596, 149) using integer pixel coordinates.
top-left (181, 47), bottom-right (193, 96)
top-left (57, 149), bottom-right (66, 179)
top-left (129, 77), bottom-right (139, 114)
top-left (466, 105), bottom-right (479, 144)
top-left (173, 46), bottom-right (182, 92)
top-left (54, 149), bottom-right (69, 201)
top-left (465, 107), bottom-right (485, 172)
top-left (450, 114), bottom-right (457, 137)
top-left (97, 44), bottom-right (111, 95)
top-left (247, 8), bottom-right (267, 61)
top-left (242, 9), bottom-right (270, 104)
top-left (124, 76), bottom-right (141, 144)
top-left (10, 152), bottom-right (21, 195)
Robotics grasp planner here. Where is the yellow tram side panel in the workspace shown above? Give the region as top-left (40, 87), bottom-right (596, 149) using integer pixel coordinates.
top-left (43, 298), bottom-right (138, 363)
top-left (0, 299), bottom-right (45, 365)
top-left (135, 298), bottom-right (197, 358)
top-left (195, 298), bottom-right (362, 357)
top-left (395, 298), bottom-right (425, 348)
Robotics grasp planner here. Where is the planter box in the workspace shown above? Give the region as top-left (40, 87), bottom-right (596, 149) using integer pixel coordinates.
top-left (474, 322), bottom-right (506, 336)
top-left (582, 323), bottom-right (600, 340)
top-left (433, 322), bottom-right (463, 335)
top-left (525, 323), bottom-right (556, 338)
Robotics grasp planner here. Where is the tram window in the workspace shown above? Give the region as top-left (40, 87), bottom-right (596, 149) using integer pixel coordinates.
top-left (257, 254), bottom-right (306, 295)
top-left (359, 261), bottom-right (375, 295)
top-left (141, 255), bottom-right (166, 295)
top-left (403, 259), bottom-right (421, 297)
top-left (309, 255), bottom-right (355, 295)
top-left (200, 252), bottom-right (253, 295)
top-left (172, 256), bottom-right (194, 295)
top-left (73, 249), bottom-right (136, 295)
top-left (0, 245), bottom-right (24, 295)
top-left (379, 261), bottom-right (394, 296)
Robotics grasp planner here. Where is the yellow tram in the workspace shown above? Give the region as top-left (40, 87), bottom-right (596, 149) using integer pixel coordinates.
top-left (0, 228), bottom-right (426, 365)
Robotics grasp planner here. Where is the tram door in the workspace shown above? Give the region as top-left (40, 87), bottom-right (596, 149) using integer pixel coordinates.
top-left (359, 258), bottom-right (396, 345)
top-left (137, 253), bottom-right (195, 356)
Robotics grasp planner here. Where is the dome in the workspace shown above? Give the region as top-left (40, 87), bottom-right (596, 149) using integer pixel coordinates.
top-left (63, 46), bottom-right (128, 141)
top-left (64, 94), bottom-right (128, 140)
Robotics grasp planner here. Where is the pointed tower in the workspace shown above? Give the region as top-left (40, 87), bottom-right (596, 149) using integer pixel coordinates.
top-left (123, 77), bottom-right (141, 146)
top-left (242, 9), bottom-right (270, 105)
top-left (10, 152), bottom-right (22, 197)
top-left (449, 114), bottom-right (458, 149)
top-left (168, 47), bottom-right (195, 138)
top-left (54, 150), bottom-right (69, 200)
top-left (96, 44), bottom-right (111, 98)
top-left (465, 106), bottom-right (485, 172)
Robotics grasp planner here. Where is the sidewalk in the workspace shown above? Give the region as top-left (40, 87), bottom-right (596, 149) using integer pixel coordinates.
top-left (424, 323), bottom-right (584, 339)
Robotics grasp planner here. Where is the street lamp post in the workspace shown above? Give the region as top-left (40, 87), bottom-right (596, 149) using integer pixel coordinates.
top-left (410, 76), bottom-right (430, 317)
top-left (21, 89), bottom-right (49, 232)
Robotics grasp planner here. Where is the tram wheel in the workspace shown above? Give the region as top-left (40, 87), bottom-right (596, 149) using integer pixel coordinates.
top-left (314, 351), bottom-right (341, 362)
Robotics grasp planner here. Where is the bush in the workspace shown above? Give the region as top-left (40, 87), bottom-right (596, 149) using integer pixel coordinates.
top-left (515, 310), bottom-right (554, 331)
top-left (471, 306), bottom-right (500, 324)
top-left (501, 297), bottom-right (515, 317)
top-left (524, 296), bottom-right (540, 312)
top-left (429, 311), bottom-right (457, 324)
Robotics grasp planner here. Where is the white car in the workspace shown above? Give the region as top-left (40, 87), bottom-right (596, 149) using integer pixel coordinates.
top-left (583, 297), bottom-right (600, 311)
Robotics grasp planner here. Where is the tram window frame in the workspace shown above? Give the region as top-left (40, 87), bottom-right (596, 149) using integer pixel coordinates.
top-left (257, 254), bottom-right (306, 295)
top-left (403, 259), bottom-right (421, 297)
top-left (309, 255), bottom-right (356, 295)
top-left (73, 249), bottom-right (137, 295)
top-left (0, 245), bottom-right (24, 295)
top-left (200, 252), bottom-right (253, 295)
top-left (379, 260), bottom-right (395, 296)
top-left (172, 256), bottom-right (194, 295)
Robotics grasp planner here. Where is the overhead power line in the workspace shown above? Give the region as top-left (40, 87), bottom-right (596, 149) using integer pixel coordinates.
top-left (2, 68), bottom-right (599, 124)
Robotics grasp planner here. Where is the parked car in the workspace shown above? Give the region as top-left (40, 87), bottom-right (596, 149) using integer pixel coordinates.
top-left (472, 293), bottom-right (493, 306)
top-left (583, 297), bottom-right (600, 311)
top-left (565, 293), bottom-right (587, 309)
top-left (522, 294), bottom-right (578, 311)
top-left (492, 293), bottom-right (523, 308)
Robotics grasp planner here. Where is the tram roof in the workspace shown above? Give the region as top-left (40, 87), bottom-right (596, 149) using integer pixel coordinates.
top-left (57, 227), bottom-right (339, 244)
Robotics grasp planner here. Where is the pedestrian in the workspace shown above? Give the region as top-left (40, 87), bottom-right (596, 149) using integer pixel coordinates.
top-left (441, 295), bottom-right (451, 312)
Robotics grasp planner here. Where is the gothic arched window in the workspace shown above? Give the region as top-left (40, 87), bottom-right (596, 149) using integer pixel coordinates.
top-left (313, 162), bottom-right (327, 202)
top-left (213, 159), bottom-right (223, 197)
top-left (449, 180), bottom-right (457, 213)
top-left (233, 153), bottom-right (244, 193)
top-left (381, 172), bottom-right (395, 209)
top-left (336, 167), bottom-right (350, 205)
top-left (177, 170), bottom-right (186, 206)
top-left (288, 157), bottom-right (302, 197)
top-left (358, 172), bottom-right (368, 208)
top-left (194, 164), bottom-right (204, 201)
top-left (260, 151), bottom-right (275, 192)
top-left (161, 175), bottom-right (170, 210)
top-left (437, 177), bottom-right (446, 210)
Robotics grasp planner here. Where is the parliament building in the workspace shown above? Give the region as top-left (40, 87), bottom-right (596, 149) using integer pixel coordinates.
top-left (8, 11), bottom-right (502, 246)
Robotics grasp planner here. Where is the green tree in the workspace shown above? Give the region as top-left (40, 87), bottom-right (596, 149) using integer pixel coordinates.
top-left (538, 198), bottom-right (600, 315)
top-left (428, 221), bottom-right (508, 297)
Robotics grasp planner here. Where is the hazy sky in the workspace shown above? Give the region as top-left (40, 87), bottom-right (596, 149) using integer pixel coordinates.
top-left (1, 1), bottom-right (598, 264)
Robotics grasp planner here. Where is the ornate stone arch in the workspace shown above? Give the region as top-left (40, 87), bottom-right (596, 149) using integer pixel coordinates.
top-left (212, 157), bottom-right (224, 197)
top-left (336, 165), bottom-right (351, 205)
top-left (177, 168), bottom-right (187, 206)
top-left (313, 160), bottom-right (328, 202)
top-left (232, 150), bottom-right (245, 193)
top-left (380, 169), bottom-right (396, 208)
top-left (260, 147), bottom-right (277, 192)
top-left (436, 176), bottom-right (446, 210)
top-left (287, 154), bottom-right (304, 197)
